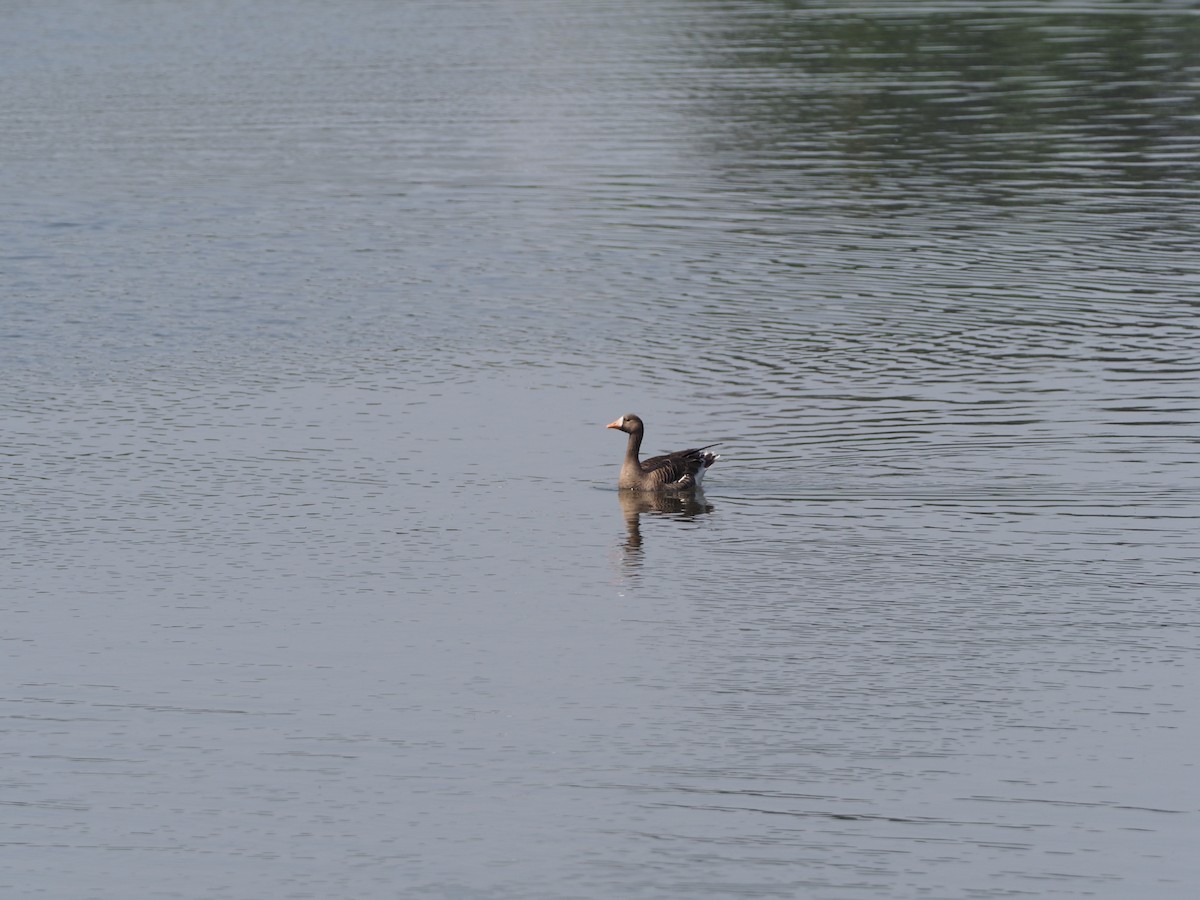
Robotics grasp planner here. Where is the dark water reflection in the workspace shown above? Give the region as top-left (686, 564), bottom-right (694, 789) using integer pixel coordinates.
top-left (699, 5), bottom-right (1200, 195)
top-left (4, 1), bottom-right (1200, 898)
top-left (617, 489), bottom-right (715, 574)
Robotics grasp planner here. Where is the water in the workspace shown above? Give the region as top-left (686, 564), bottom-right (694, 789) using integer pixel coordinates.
top-left (3, 1), bottom-right (1199, 897)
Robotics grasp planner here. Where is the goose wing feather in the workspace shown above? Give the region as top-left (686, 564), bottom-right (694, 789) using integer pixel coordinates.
top-left (640, 444), bottom-right (720, 485)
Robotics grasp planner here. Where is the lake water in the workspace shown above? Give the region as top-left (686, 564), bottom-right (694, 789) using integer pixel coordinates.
top-left (3, 1), bottom-right (1199, 897)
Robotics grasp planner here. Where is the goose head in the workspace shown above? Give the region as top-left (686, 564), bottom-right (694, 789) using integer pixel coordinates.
top-left (605, 413), bottom-right (644, 434)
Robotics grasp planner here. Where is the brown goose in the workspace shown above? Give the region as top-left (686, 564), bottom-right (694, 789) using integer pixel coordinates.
top-left (606, 413), bottom-right (720, 491)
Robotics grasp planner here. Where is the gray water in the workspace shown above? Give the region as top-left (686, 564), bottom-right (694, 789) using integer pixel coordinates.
top-left (3, 2), bottom-right (1199, 897)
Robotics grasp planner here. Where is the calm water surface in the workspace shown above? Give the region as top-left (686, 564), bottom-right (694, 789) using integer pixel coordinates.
top-left (3, 1), bottom-right (1199, 898)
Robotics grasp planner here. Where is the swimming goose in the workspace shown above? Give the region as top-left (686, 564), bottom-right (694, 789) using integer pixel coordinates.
top-left (606, 413), bottom-right (720, 491)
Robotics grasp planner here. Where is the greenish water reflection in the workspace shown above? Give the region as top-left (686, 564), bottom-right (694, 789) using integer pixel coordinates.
top-left (696, 4), bottom-right (1200, 197)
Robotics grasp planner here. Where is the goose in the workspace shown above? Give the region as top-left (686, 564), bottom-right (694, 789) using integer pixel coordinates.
top-left (606, 413), bottom-right (720, 491)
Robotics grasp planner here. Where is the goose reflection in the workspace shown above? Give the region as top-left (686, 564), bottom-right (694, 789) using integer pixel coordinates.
top-left (618, 489), bottom-right (714, 574)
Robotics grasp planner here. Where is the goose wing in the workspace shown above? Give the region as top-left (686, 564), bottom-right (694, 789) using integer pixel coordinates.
top-left (640, 444), bottom-right (720, 486)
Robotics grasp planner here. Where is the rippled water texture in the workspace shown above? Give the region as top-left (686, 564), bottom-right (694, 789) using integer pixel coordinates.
top-left (3, 2), bottom-right (1199, 898)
